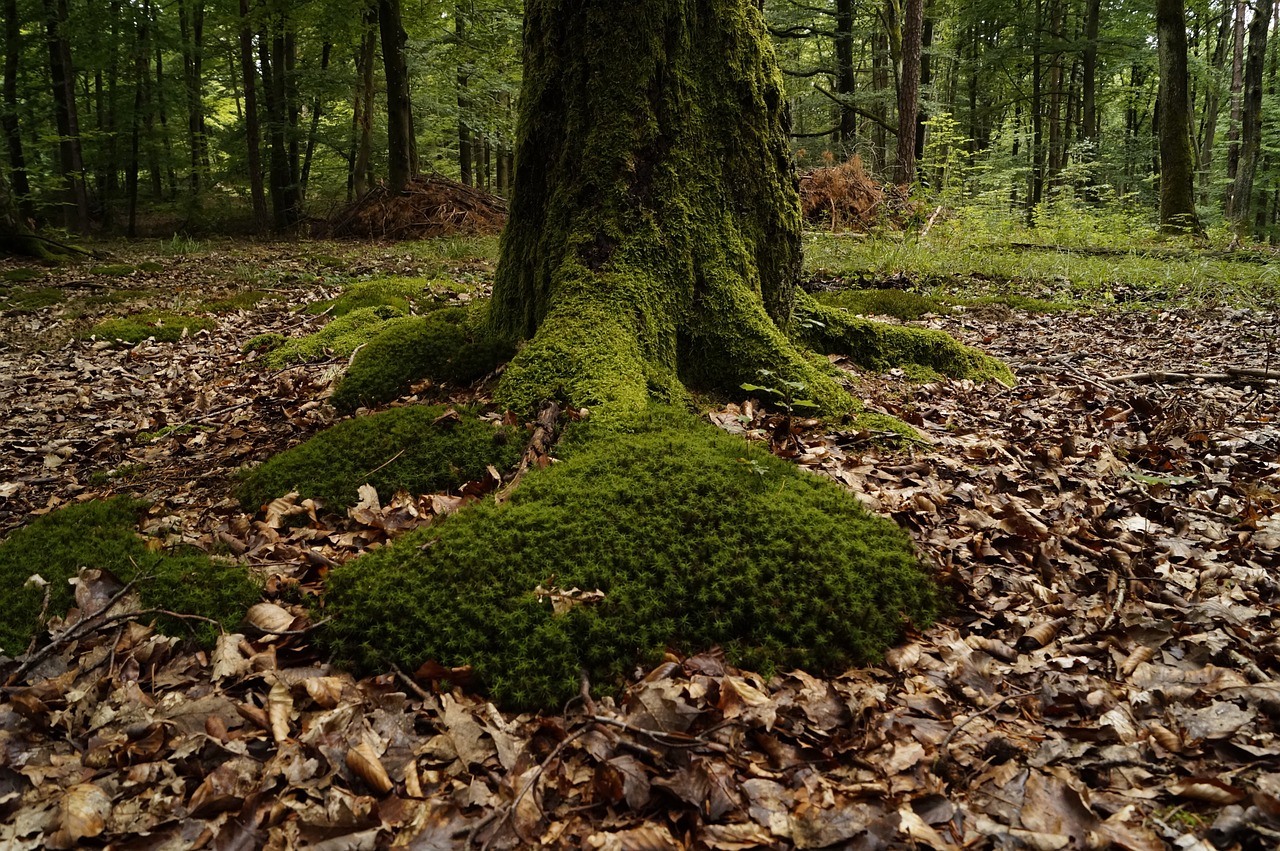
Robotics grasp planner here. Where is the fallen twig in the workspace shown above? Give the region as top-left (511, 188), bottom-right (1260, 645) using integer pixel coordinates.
top-left (495, 402), bottom-right (560, 504)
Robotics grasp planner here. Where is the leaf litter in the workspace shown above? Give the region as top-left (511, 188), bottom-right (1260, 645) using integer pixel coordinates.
top-left (1, 245), bottom-right (1279, 849)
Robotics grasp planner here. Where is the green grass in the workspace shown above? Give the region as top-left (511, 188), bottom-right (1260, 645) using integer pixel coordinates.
top-left (0, 498), bottom-right (260, 654)
top-left (238, 403), bottom-right (524, 512)
top-left (321, 406), bottom-right (937, 710)
top-left (803, 227), bottom-right (1280, 307)
top-left (89, 312), bottom-right (216, 345)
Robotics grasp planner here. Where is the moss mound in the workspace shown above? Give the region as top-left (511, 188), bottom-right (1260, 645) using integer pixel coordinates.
top-left (2, 287), bottom-right (65, 310)
top-left (814, 288), bottom-right (945, 320)
top-left (263, 306), bottom-right (410, 368)
top-left (238, 404), bottom-right (524, 512)
top-left (321, 406), bottom-right (937, 710)
top-left (331, 306), bottom-right (514, 413)
top-left (0, 498), bottom-right (260, 655)
top-left (2, 268), bottom-right (44, 283)
top-left (307, 276), bottom-right (464, 318)
top-left (89, 312), bottom-right (216, 345)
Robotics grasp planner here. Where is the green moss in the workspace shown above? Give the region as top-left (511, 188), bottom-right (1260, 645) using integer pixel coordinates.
top-left (90, 264), bottom-right (137, 277)
top-left (321, 406), bottom-right (936, 710)
top-left (89, 312), bottom-right (217, 345)
top-left (137, 261), bottom-right (165, 273)
top-left (3, 287), bottom-right (65, 310)
top-left (242, 332), bottom-right (286, 354)
top-left (238, 404), bottom-right (524, 512)
top-left (2, 268), bottom-right (43, 282)
top-left (814, 289), bottom-right (946, 320)
top-left (331, 306), bottom-right (514, 413)
top-left (796, 294), bottom-right (1015, 385)
top-left (307, 276), bottom-right (459, 317)
top-left (84, 288), bottom-right (148, 307)
top-left (264, 306), bottom-right (410, 368)
top-left (0, 498), bottom-right (260, 655)
top-left (853, 411), bottom-right (924, 441)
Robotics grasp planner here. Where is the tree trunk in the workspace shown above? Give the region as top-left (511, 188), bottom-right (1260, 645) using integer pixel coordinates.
top-left (238, 0), bottom-right (268, 229)
top-left (261, 16), bottom-right (300, 230)
top-left (351, 8), bottom-right (376, 198)
top-left (43, 0), bottom-right (91, 232)
top-left (456, 3), bottom-right (473, 186)
top-left (300, 41), bottom-right (331, 198)
top-left (1228, 0), bottom-right (1274, 231)
top-left (834, 0), bottom-right (856, 151)
top-left (1198, 4), bottom-right (1232, 204)
top-left (379, 0), bottom-right (416, 193)
top-left (489, 0), bottom-right (836, 414)
top-left (894, 0), bottom-right (923, 185)
top-left (2, 0), bottom-right (34, 223)
top-left (1225, 0), bottom-right (1246, 189)
top-left (1156, 0), bottom-right (1200, 232)
top-left (1081, 0), bottom-right (1100, 152)
top-left (177, 0), bottom-right (207, 196)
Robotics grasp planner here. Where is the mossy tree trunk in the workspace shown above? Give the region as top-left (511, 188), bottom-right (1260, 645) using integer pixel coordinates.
top-left (489, 0), bottom-right (851, 415)
top-left (1155, 0), bottom-right (1200, 234)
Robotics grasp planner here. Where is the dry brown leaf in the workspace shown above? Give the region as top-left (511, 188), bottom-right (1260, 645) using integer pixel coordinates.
top-left (346, 739), bottom-right (394, 796)
top-left (59, 783), bottom-right (111, 841)
top-left (267, 677), bottom-right (294, 744)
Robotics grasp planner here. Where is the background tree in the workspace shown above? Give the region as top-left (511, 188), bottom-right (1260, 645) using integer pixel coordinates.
top-left (1156, 0), bottom-right (1200, 231)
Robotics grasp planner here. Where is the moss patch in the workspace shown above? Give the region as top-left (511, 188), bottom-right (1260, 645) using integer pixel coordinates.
top-left (238, 404), bottom-right (524, 512)
top-left (321, 406), bottom-right (936, 710)
top-left (263, 306), bottom-right (410, 368)
top-left (2, 268), bottom-right (44, 283)
top-left (796, 294), bottom-right (1014, 385)
top-left (0, 498), bottom-right (260, 655)
top-left (814, 288), bottom-right (946, 320)
top-left (90, 264), bottom-right (137, 277)
top-left (2, 287), bottom-right (65, 310)
top-left (331, 306), bottom-right (514, 413)
top-left (89, 312), bottom-right (217, 345)
top-left (307, 276), bottom-right (462, 318)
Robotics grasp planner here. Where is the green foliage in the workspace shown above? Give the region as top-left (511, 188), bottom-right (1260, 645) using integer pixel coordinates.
top-left (331, 306), bottom-right (515, 413)
top-left (1, 287), bottom-right (65, 310)
top-left (813, 289), bottom-right (946, 320)
top-left (238, 404), bottom-right (524, 512)
top-left (89, 312), bottom-right (217, 345)
top-left (0, 498), bottom-right (260, 655)
top-left (263, 306), bottom-right (411, 368)
top-left (321, 406), bottom-right (937, 710)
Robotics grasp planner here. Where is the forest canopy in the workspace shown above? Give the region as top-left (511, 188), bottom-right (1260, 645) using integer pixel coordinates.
top-left (2, 0), bottom-right (1277, 241)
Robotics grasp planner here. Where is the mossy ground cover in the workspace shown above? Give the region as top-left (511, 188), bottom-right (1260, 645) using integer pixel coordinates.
top-left (238, 404), bottom-right (524, 512)
top-left (0, 498), bottom-right (260, 655)
top-left (813, 288), bottom-right (945, 320)
top-left (2, 268), bottom-right (45, 283)
top-left (88, 312), bottom-right (217, 344)
top-left (0, 286), bottom-right (65, 311)
top-left (305, 276), bottom-right (459, 318)
top-left (262, 306), bottom-right (411, 368)
top-left (321, 406), bottom-right (937, 710)
top-left (331, 306), bottom-right (514, 412)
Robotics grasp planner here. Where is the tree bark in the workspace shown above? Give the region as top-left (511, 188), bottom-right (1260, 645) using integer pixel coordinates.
top-left (834, 0), bottom-right (856, 151)
top-left (177, 0), bottom-right (207, 196)
top-left (238, 0), bottom-right (268, 229)
top-left (1228, 0), bottom-right (1274, 231)
top-left (1155, 0), bottom-right (1200, 232)
top-left (1198, 4), bottom-right (1232, 204)
top-left (1081, 0), bottom-right (1100, 152)
top-left (489, 0), bottom-right (842, 415)
top-left (2, 0), bottom-right (34, 223)
top-left (300, 41), bottom-right (331, 198)
top-left (1225, 0), bottom-right (1246, 188)
top-left (379, 0), bottom-right (416, 193)
top-left (43, 0), bottom-right (91, 232)
top-left (894, 0), bottom-right (922, 185)
top-left (351, 8), bottom-right (377, 198)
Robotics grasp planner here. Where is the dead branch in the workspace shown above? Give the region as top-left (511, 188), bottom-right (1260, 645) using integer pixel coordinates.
top-left (495, 402), bottom-right (561, 504)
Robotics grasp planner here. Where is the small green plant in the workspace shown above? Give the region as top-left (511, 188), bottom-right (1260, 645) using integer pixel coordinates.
top-left (238, 403), bottom-right (524, 511)
top-left (0, 498), bottom-right (260, 654)
top-left (741, 369), bottom-right (821, 415)
top-left (88, 312), bottom-right (216, 345)
top-left (321, 406), bottom-right (936, 710)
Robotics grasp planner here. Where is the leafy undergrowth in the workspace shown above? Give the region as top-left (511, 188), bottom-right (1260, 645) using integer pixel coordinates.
top-left (0, 237), bottom-right (1279, 848)
top-left (323, 406), bottom-right (935, 709)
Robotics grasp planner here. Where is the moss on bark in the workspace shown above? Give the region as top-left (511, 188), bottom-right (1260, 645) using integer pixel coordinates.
top-left (489, 0), bottom-right (850, 414)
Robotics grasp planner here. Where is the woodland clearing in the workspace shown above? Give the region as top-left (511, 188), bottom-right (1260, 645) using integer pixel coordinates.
top-left (0, 233), bottom-right (1279, 849)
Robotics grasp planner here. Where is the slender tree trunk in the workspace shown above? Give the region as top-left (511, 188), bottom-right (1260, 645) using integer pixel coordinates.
top-left (126, 6), bottom-right (147, 237)
top-left (894, 0), bottom-right (922, 185)
top-left (1046, 0), bottom-right (1064, 185)
top-left (872, 29), bottom-right (890, 171)
top-left (835, 0), bottom-right (856, 152)
top-left (261, 15), bottom-right (300, 229)
top-left (1225, 0), bottom-right (1247, 189)
top-left (238, 0), bottom-right (268, 229)
top-left (379, 0), bottom-right (416, 193)
top-left (457, 5), bottom-right (473, 186)
top-left (2, 0), bottom-right (34, 222)
top-left (1228, 0), bottom-right (1274, 231)
top-left (1198, 4), bottom-right (1231, 203)
top-left (1156, 0), bottom-right (1200, 232)
top-left (300, 41), bottom-right (331, 199)
top-left (1081, 0), bottom-right (1100, 152)
top-left (177, 0), bottom-right (207, 196)
top-left (1030, 0), bottom-right (1045, 212)
top-left (352, 9), bottom-right (377, 198)
top-left (43, 0), bottom-right (90, 231)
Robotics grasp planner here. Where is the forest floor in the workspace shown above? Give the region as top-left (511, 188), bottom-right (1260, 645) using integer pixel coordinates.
top-left (1, 233), bottom-right (1279, 850)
